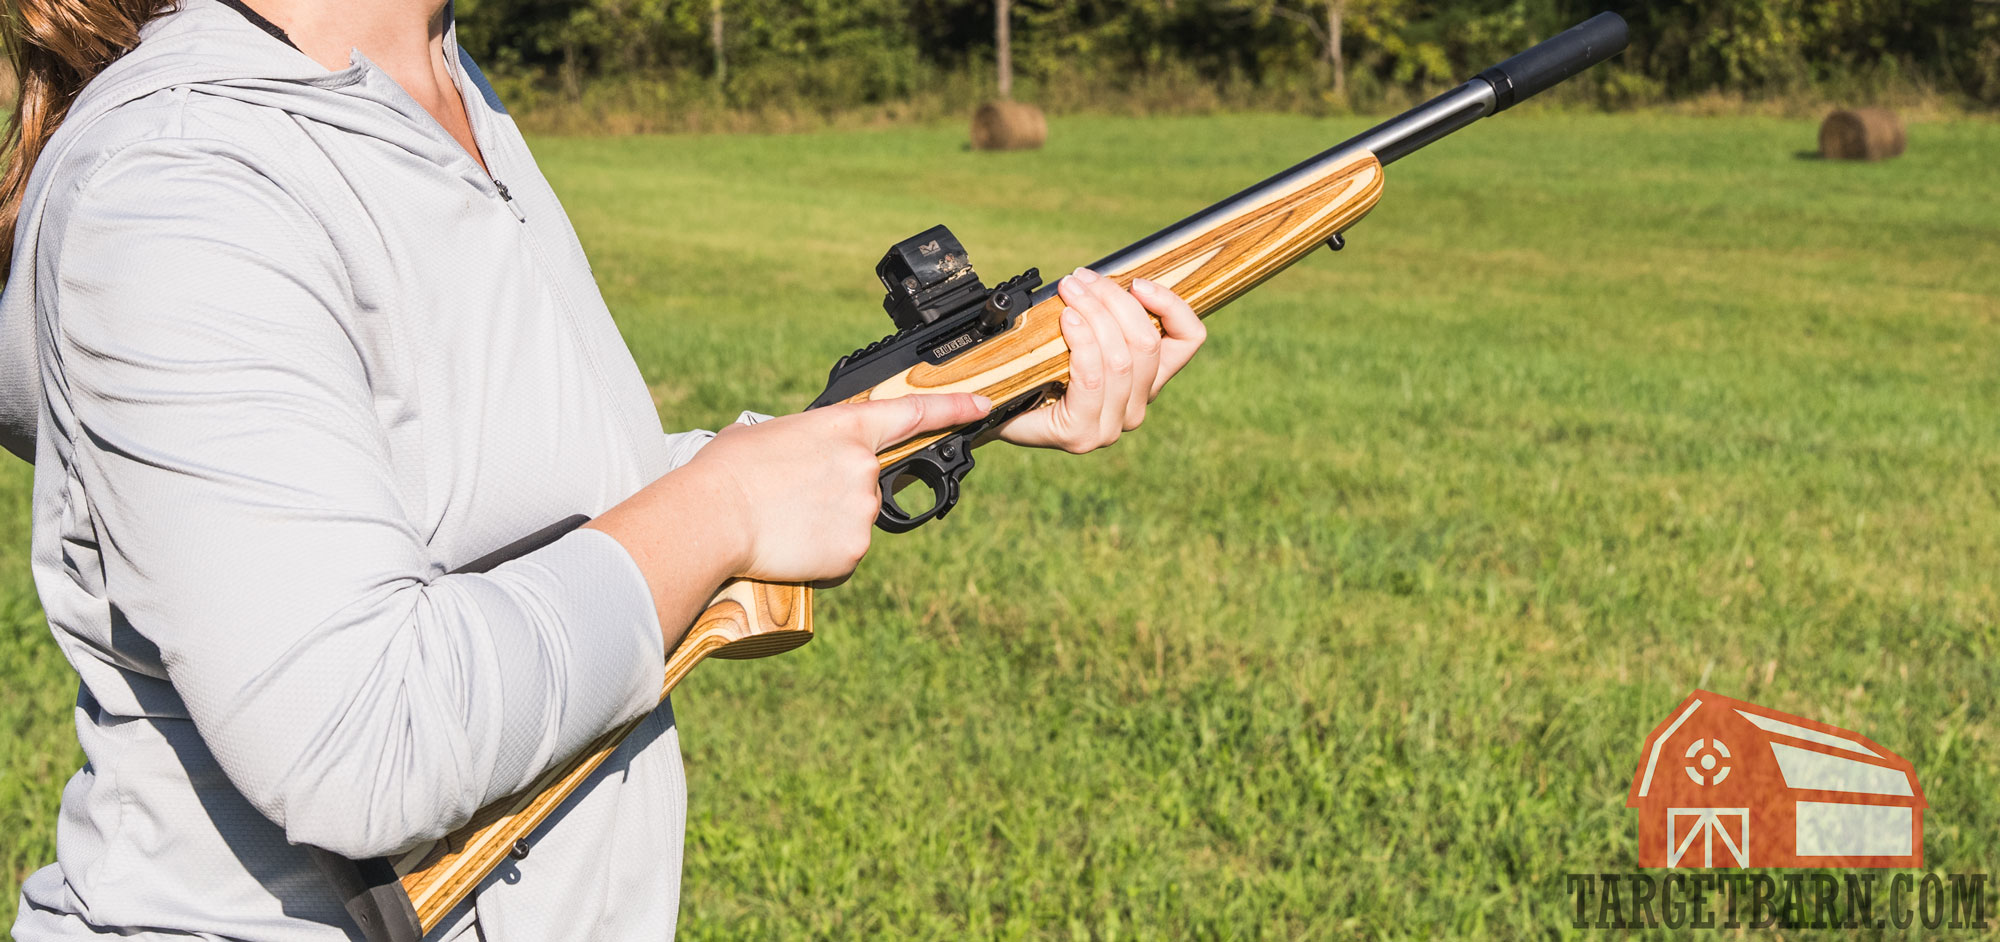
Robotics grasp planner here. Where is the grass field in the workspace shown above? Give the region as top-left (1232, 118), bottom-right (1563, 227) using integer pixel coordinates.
top-left (4, 111), bottom-right (1999, 938)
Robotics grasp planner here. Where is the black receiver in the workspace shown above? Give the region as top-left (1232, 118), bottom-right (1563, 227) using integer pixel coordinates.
top-left (811, 227), bottom-right (1048, 532)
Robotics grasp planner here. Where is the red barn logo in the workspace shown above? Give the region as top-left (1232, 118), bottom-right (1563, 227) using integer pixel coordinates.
top-left (1627, 690), bottom-right (1924, 868)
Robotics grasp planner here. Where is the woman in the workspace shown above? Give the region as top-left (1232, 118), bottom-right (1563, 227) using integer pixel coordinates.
top-left (0, 0), bottom-right (1204, 939)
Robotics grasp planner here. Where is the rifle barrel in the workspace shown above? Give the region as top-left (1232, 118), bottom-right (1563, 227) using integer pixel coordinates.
top-left (1061, 12), bottom-right (1628, 301)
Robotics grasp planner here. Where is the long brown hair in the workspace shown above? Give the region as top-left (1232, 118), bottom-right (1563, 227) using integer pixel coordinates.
top-left (0, 0), bottom-right (171, 268)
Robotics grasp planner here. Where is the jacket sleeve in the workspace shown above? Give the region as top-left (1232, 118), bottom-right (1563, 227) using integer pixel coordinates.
top-left (49, 140), bottom-right (669, 859)
top-left (661, 410), bottom-right (770, 470)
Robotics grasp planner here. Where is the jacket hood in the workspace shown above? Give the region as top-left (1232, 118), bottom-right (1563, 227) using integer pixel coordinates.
top-left (1, 0), bottom-right (491, 461)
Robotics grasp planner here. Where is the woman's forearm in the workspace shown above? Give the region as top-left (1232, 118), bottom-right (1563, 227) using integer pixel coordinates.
top-left (584, 460), bottom-right (752, 650)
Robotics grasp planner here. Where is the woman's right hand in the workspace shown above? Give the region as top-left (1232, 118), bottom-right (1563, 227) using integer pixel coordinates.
top-left (687, 393), bottom-right (992, 582)
top-left (587, 393), bottom-right (992, 628)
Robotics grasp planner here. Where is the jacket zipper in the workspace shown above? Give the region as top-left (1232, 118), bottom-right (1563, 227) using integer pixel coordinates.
top-left (490, 165), bottom-right (647, 467)
top-left (460, 106), bottom-right (645, 468)
top-left (493, 178), bottom-right (527, 222)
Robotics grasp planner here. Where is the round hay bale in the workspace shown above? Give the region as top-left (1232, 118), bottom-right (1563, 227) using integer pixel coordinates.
top-left (1818, 108), bottom-right (1905, 161)
top-left (971, 101), bottom-right (1046, 151)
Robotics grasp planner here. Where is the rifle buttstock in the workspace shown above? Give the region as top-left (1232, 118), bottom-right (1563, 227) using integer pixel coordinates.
top-left (394, 578), bottom-right (813, 934)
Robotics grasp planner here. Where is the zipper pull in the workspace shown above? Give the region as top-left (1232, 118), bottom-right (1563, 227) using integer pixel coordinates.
top-left (493, 179), bottom-right (526, 222)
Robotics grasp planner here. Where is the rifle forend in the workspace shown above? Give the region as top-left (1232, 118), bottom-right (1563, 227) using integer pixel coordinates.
top-left (342, 13), bottom-right (1628, 940)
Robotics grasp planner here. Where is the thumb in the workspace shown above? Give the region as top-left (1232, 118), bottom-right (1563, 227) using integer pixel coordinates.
top-left (849, 392), bottom-right (994, 453)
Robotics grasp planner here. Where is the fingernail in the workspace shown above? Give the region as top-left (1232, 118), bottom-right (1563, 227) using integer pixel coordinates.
top-left (973, 394), bottom-right (993, 411)
top-left (1072, 267), bottom-right (1098, 284)
top-left (1132, 277), bottom-right (1159, 295)
top-left (1062, 307), bottom-right (1082, 325)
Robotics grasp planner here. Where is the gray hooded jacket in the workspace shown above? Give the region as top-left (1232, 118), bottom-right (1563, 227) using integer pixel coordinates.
top-left (4, 2), bottom-right (719, 938)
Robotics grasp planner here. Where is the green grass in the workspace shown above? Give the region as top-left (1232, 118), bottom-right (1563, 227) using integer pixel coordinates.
top-left (5, 112), bottom-right (1999, 938)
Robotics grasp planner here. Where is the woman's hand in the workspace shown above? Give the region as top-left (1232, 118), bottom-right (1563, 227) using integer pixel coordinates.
top-left (588, 392), bottom-right (992, 620)
top-left (996, 268), bottom-right (1206, 453)
top-left (691, 395), bottom-right (992, 581)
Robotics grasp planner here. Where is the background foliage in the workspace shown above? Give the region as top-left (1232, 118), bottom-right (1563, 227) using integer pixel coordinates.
top-left (454, 0), bottom-right (2000, 123)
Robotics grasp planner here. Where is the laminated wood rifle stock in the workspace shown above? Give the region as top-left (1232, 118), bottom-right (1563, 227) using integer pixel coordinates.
top-left (338, 12), bottom-right (1627, 939)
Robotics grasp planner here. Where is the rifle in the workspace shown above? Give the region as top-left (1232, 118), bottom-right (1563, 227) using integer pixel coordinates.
top-left (334, 12), bottom-right (1628, 939)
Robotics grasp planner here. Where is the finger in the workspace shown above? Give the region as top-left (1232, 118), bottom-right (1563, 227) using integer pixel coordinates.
top-left (993, 403), bottom-right (1050, 447)
top-left (1025, 305), bottom-right (1109, 452)
top-left (1084, 275), bottom-right (1161, 428)
top-left (1132, 277), bottom-right (1206, 399)
top-left (995, 305), bottom-right (1090, 448)
top-left (847, 392), bottom-right (993, 453)
top-left (1060, 270), bottom-right (1132, 445)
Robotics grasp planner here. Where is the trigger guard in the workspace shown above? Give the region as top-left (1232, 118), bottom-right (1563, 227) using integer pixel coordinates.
top-left (876, 436), bottom-right (975, 533)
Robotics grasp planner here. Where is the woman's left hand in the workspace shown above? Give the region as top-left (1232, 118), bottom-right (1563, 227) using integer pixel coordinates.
top-left (996, 268), bottom-right (1207, 453)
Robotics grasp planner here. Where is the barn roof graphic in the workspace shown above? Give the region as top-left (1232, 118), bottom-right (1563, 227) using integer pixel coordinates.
top-left (1626, 690), bottom-right (1924, 868)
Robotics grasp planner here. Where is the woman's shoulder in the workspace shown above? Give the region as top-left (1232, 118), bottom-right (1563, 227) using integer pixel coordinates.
top-left (31, 95), bottom-right (344, 333)
top-left (42, 0), bottom-right (353, 200)
top-left (47, 89), bottom-right (307, 197)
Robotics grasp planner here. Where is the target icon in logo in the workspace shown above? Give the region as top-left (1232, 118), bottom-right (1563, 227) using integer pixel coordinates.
top-left (1683, 737), bottom-right (1732, 786)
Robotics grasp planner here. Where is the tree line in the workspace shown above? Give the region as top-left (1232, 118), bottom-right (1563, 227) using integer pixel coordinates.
top-left (454, 0), bottom-right (2000, 112)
